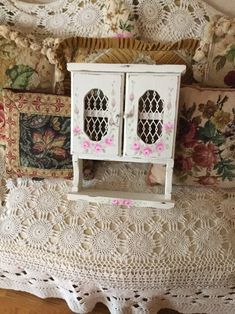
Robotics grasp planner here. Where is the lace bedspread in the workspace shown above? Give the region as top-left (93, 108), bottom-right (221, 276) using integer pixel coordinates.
top-left (0, 150), bottom-right (234, 313)
top-left (0, 0), bottom-right (219, 41)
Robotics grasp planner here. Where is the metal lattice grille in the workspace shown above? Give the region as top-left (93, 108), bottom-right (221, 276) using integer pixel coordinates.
top-left (137, 90), bottom-right (164, 144)
top-left (84, 89), bottom-right (108, 142)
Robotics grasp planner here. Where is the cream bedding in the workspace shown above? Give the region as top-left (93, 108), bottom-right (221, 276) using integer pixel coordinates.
top-left (203, 0), bottom-right (235, 16)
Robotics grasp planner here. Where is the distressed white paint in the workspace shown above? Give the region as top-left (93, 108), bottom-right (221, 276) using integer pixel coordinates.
top-left (68, 63), bottom-right (185, 208)
top-left (68, 190), bottom-right (175, 209)
top-left (123, 74), bottom-right (179, 159)
top-left (67, 63), bottom-right (186, 74)
top-left (72, 72), bottom-right (124, 157)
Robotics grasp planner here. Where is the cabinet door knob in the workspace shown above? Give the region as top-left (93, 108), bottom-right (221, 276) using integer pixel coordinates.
top-left (124, 111), bottom-right (134, 119)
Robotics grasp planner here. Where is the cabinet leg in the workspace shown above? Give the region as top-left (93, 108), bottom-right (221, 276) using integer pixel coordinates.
top-left (165, 160), bottom-right (174, 200)
top-left (72, 155), bottom-right (83, 192)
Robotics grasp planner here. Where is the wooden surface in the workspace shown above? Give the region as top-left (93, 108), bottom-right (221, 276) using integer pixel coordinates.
top-left (0, 288), bottom-right (182, 314)
top-left (0, 289), bottom-right (109, 314)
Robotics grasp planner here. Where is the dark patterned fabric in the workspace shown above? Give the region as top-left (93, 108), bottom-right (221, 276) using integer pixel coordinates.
top-left (19, 113), bottom-right (72, 170)
top-left (3, 89), bottom-right (72, 179)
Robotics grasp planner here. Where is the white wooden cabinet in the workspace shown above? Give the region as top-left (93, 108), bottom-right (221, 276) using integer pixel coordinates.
top-left (68, 63), bottom-right (186, 209)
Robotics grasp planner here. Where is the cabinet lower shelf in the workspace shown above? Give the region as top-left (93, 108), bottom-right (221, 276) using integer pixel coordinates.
top-left (68, 189), bottom-right (174, 209)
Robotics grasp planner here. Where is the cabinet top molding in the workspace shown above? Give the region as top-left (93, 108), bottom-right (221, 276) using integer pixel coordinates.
top-left (67, 63), bottom-right (186, 74)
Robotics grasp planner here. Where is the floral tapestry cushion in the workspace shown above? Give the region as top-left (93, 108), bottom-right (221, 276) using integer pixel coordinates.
top-left (3, 89), bottom-right (72, 179)
top-left (148, 85), bottom-right (235, 187)
top-left (0, 25), bottom-right (55, 92)
top-left (104, 0), bottom-right (138, 38)
top-left (0, 25), bottom-right (56, 146)
top-left (193, 15), bottom-right (235, 88)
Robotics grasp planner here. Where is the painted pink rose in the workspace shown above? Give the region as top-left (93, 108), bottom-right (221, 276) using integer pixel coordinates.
top-left (132, 141), bottom-right (141, 151)
top-left (73, 126), bottom-right (81, 135)
top-left (114, 32), bottom-right (133, 38)
top-left (192, 143), bottom-right (217, 168)
top-left (156, 141), bottom-right (165, 152)
top-left (122, 199), bottom-right (134, 207)
top-left (143, 147), bottom-right (152, 156)
top-left (129, 93), bottom-right (134, 102)
top-left (164, 122), bottom-right (174, 133)
top-left (105, 137), bottom-right (113, 145)
top-left (197, 175), bottom-right (218, 186)
top-left (82, 140), bottom-right (90, 149)
top-left (95, 143), bottom-right (102, 152)
top-left (112, 199), bottom-right (121, 205)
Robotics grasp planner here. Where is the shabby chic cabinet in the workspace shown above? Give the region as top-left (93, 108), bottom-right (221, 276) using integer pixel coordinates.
top-left (67, 63), bottom-right (185, 208)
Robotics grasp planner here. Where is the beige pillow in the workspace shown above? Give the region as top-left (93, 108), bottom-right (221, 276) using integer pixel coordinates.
top-left (0, 25), bottom-right (55, 93)
top-left (193, 15), bottom-right (235, 88)
top-left (53, 37), bottom-right (199, 94)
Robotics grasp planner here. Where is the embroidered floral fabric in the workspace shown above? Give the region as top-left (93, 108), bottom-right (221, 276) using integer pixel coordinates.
top-left (0, 26), bottom-right (54, 92)
top-left (174, 85), bottom-right (235, 187)
top-left (19, 114), bottom-right (71, 170)
top-left (148, 85), bottom-right (235, 188)
top-left (103, 0), bottom-right (138, 38)
top-left (0, 162), bottom-right (234, 313)
top-left (0, 25), bottom-right (56, 145)
top-left (193, 15), bottom-right (235, 87)
top-left (3, 89), bottom-right (72, 179)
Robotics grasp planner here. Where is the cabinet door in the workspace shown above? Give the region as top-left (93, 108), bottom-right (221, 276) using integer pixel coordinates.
top-left (124, 74), bottom-right (179, 159)
top-left (72, 72), bottom-right (124, 158)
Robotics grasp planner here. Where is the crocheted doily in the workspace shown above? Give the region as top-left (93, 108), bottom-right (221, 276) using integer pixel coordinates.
top-left (0, 157), bottom-right (234, 313)
top-left (0, 0), bottom-right (217, 41)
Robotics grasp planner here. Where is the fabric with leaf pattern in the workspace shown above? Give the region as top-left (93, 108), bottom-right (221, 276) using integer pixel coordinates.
top-left (3, 89), bottom-right (72, 179)
top-left (0, 31), bottom-right (55, 146)
top-left (20, 114), bottom-right (71, 170)
top-left (174, 85), bottom-right (235, 187)
top-left (0, 35), bottom-right (54, 92)
top-left (104, 0), bottom-right (138, 38)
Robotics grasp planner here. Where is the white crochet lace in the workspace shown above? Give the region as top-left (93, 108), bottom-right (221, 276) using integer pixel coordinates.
top-left (0, 0), bottom-right (217, 41)
top-left (126, 0), bottom-right (210, 42)
top-left (0, 158), bottom-right (234, 313)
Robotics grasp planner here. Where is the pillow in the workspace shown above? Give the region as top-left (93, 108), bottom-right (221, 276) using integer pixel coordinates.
top-left (193, 15), bottom-right (235, 87)
top-left (54, 37), bottom-right (199, 95)
top-left (3, 89), bottom-right (72, 179)
top-left (0, 25), bottom-right (57, 146)
top-left (0, 25), bottom-right (55, 92)
top-left (148, 85), bottom-right (235, 188)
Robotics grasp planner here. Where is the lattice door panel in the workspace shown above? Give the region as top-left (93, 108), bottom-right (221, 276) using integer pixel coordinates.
top-left (124, 74), bottom-right (179, 159)
top-left (137, 90), bottom-right (164, 144)
top-left (84, 88), bottom-right (108, 142)
top-left (71, 72), bottom-right (124, 157)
